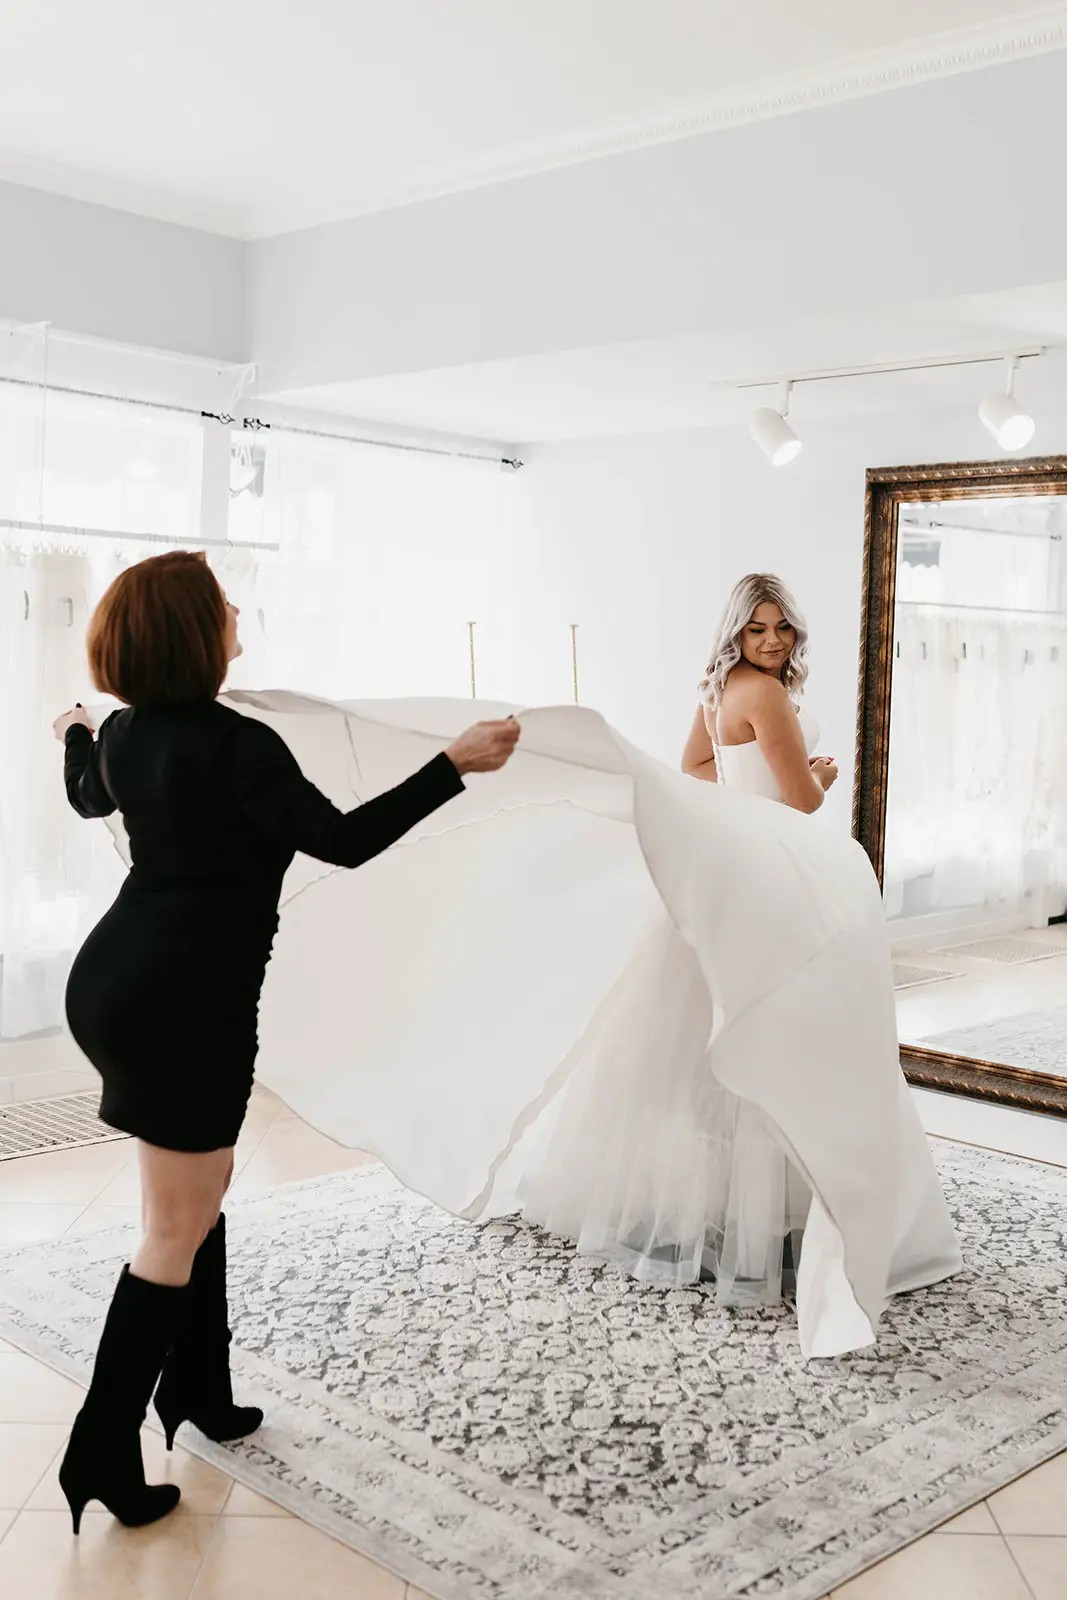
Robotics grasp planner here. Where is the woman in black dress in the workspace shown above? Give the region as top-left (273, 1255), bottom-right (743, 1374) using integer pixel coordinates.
top-left (53, 550), bottom-right (519, 1533)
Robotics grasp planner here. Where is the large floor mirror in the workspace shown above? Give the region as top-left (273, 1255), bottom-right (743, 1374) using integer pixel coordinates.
top-left (856, 457), bottom-right (1067, 1116)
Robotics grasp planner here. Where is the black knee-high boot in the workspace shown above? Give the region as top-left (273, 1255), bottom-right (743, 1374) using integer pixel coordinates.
top-left (59, 1266), bottom-right (185, 1534)
top-left (153, 1213), bottom-right (263, 1450)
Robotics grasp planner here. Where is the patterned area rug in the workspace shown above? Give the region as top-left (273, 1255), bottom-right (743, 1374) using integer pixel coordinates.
top-left (2, 1144), bottom-right (1067, 1600)
top-left (923, 1006), bottom-right (1067, 1074)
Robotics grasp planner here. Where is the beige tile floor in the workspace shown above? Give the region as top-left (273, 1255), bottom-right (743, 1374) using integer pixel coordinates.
top-left (894, 927), bottom-right (1067, 1059)
top-left (0, 1085), bottom-right (1063, 1599)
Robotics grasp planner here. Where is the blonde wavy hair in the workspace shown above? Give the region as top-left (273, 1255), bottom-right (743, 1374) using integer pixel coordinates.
top-left (698, 573), bottom-right (810, 709)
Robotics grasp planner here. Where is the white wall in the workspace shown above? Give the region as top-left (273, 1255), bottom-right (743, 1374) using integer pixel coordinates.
top-left (0, 180), bottom-right (245, 360)
top-left (501, 404), bottom-right (1067, 833)
top-left (210, 401), bottom-right (1067, 844)
top-left (249, 51), bottom-right (1067, 393)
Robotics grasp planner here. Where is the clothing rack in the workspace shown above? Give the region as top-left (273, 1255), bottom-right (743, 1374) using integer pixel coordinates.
top-left (896, 600), bottom-right (1067, 618)
top-left (894, 600), bottom-right (1067, 664)
top-left (900, 519), bottom-right (1061, 543)
top-left (0, 518), bottom-right (279, 553)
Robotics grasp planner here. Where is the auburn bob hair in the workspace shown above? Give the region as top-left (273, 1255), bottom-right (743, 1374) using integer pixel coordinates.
top-left (87, 551), bottom-right (229, 706)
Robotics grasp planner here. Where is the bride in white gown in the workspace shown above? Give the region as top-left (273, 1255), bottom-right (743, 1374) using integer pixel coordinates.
top-left (97, 580), bottom-right (961, 1360)
top-left (517, 576), bottom-right (841, 1304)
top-left (513, 575), bottom-right (959, 1350)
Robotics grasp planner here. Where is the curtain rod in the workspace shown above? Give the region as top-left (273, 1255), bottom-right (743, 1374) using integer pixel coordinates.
top-left (0, 375), bottom-right (524, 469)
top-left (269, 416), bottom-right (523, 469)
top-left (0, 518), bottom-right (278, 553)
top-left (0, 374), bottom-right (195, 419)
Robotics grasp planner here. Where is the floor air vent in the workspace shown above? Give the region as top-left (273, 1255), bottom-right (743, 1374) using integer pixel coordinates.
top-left (0, 1091), bottom-right (127, 1161)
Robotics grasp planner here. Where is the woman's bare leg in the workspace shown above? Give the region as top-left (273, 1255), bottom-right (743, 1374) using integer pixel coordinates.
top-left (212, 1152), bottom-right (235, 1228)
top-left (130, 1143), bottom-right (234, 1287)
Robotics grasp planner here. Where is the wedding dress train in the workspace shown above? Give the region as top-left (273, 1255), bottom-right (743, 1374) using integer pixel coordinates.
top-left (101, 690), bottom-right (962, 1358)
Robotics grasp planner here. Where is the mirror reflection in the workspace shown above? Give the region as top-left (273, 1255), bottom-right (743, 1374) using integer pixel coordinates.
top-left (887, 494), bottom-right (1067, 1076)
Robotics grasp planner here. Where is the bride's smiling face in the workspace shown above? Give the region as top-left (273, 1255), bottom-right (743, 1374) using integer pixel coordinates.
top-left (740, 603), bottom-right (795, 674)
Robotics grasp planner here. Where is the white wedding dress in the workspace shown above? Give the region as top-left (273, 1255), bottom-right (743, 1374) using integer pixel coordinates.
top-left (99, 691), bottom-right (962, 1358)
top-left (513, 707), bottom-right (828, 1307)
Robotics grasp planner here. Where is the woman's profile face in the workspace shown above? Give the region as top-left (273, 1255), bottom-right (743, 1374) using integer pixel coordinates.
top-left (739, 602), bottom-right (795, 674)
top-left (224, 598), bottom-right (243, 662)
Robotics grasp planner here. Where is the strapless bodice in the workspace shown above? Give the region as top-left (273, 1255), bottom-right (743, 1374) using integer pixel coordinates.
top-left (715, 706), bottom-right (819, 803)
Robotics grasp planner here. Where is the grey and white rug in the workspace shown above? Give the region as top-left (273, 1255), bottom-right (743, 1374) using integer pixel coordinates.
top-left (923, 1005), bottom-right (1067, 1074)
top-left (2, 1143), bottom-right (1067, 1600)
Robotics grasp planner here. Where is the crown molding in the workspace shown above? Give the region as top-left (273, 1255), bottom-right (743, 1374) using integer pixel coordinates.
top-left (3, 8), bottom-right (1067, 238)
top-left (0, 147), bottom-right (247, 238)
top-left (276, 6), bottom-right (1067, 235)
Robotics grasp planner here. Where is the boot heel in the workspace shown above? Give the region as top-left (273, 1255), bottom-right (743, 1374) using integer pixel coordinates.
top-left (154, 1215), bottom-right (263, 1451)
top-left (59, 1456), bottom-right (88, 1535)
top-left (58, 1267), bottom-right (187, 1531)
top-left (154, 1395), bottom-right (183, 1451)
top-left (62, 1486), bottom-right (88, 1536)
top-left (154, 1388), bottom-right (262, 1449)
top-left (59, 1435), bottom-right (181, 1532)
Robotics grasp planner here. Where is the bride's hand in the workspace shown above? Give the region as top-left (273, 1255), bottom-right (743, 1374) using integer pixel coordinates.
top-left (810, 757), bottom-right (838, 790)
top-left (53, 706), bottom-right (95, 743)
top-left (446, 718), bottom-right (520, 775)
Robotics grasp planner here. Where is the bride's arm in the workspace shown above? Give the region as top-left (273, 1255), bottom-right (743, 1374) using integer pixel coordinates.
top-left (681, 703), bottom-right (717, 782)
top-left (745, 679), bottom-right (827, 813)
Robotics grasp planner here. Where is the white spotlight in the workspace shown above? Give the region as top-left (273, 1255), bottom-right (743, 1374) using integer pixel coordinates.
top-left (979, 358), bottom-right (1035, 452)
top-left (749, 382), bottom-right (802, 466)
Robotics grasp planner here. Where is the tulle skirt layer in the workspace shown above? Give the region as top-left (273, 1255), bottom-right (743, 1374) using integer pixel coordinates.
top-left (517, 912), bottom-right (810, 1303)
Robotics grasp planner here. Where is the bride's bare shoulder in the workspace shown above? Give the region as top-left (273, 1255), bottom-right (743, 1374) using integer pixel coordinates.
top-left (725, 668), bottom-right (789, 708)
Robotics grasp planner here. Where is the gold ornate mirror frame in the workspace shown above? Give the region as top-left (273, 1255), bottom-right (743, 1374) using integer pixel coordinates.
top-left (855, 456), bottom-right (1067, 1118)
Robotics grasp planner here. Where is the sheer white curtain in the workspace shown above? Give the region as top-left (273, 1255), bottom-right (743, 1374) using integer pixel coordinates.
top-left (0, 541), bottom-right (129, 1036)
top-left (1, 398), bottom-right (518, 1037)
top-left (885, 569), bottom-right (1067, 923)
top-left (224, 427), bottom-right (515, 702)
top-left (0, 376), bottom-right (204, 1038)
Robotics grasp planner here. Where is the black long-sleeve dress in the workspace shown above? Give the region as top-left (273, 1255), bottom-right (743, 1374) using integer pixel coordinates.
top-left (63, 701), bottom-right (465, 1152)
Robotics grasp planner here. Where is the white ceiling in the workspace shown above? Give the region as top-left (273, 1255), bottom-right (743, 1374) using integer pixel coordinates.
top-left (268, 283), bottom-right (1067, 444)
top-left (1, 0), bottom-right (1065, 237)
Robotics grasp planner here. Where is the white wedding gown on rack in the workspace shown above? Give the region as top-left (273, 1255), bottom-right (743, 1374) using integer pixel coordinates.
top-left (101, 691), bottom-right (962, 1358)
